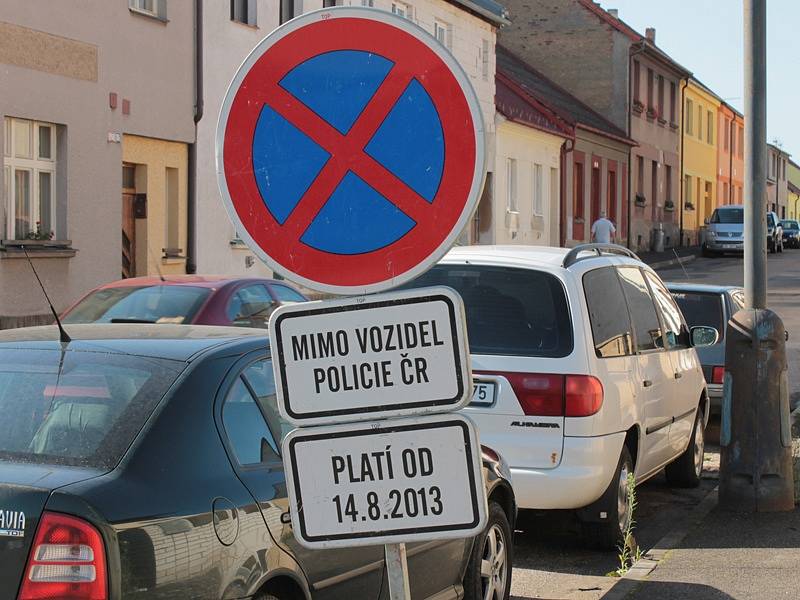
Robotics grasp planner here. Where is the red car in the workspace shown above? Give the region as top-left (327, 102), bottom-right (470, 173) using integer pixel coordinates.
top-left (61, 276), bottom-right (308, 328)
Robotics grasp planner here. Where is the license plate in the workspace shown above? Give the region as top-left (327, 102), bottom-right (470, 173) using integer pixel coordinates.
top-left (471, 381), bottom-right (496, 406)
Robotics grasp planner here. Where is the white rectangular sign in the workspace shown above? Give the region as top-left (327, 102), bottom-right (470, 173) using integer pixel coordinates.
top-left (269, 286), bottom-right (471, 426)
top-left (282, 413), bottom-right (487, 549)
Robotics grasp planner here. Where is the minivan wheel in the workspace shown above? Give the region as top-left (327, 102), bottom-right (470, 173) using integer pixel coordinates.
top-left (580, 446), bottom-right (633, 551)
top-left (665, 408), bottom-right (704, 488)
top-left (464, 501), bottom-right (512, 600)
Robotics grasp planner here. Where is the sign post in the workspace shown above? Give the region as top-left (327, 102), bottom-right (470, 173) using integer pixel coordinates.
top-left (217, 7), bottom-right (487, 596)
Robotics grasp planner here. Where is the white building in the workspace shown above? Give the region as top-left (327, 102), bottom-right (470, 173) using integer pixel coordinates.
top-left (193, 0), bottom-right (508, 277)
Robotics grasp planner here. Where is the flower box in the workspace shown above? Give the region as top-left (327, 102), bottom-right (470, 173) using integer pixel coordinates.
top-left (634, 193), bottom-right (647, 207)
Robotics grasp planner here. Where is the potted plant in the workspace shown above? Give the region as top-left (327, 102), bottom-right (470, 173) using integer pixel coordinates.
top-left (25, 221), bottom-right (55, 241)
top-left (635, 193), bottom-right (647, 207)
top-left (633, 99), bottom-right (644, 113)
top-left (664, 200), bottom-right (675, 212)
top-left (646, 106), bottom-right (658, 120)
top-left (685, 201), bottom-right (695, 211)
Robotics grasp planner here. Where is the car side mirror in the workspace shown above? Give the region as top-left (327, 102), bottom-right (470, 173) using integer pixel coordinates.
top-left (691, 326), bottom-right (719, 347)
top-left (704, 217), bottom-right (710, 225)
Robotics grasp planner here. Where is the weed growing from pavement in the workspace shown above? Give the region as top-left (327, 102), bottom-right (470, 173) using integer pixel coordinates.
top-left (608, 472), bottom-right (642, 577)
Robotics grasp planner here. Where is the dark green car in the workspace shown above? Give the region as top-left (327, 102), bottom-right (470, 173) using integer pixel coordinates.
top-left (0, 325), bottom-right (514, 600)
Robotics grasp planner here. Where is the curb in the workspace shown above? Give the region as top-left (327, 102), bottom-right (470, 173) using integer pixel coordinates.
top-left (601, 485), bottom-right (719, 600)
top-left (646, 253), bottom-right (698, 271)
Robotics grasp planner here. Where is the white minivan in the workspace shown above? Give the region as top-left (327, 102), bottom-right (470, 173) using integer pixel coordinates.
top-left (403, 244), bottom-right (717, 548)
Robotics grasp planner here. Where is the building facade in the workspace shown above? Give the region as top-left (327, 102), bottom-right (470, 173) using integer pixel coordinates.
top-left (194, 0), bottom-right (507, 278)
top-left (0, 0), bottom-right (195, 328)
top-left (716, 103), bottom-right (744, 209)
top-left (766, 143), bottom-right (790, 219)
top-left (681, 79), bottom-right (721, 245)
top-left (497, 0), bottom-right (689, 251)
top-left (788, 160), bottom-right (800, 220)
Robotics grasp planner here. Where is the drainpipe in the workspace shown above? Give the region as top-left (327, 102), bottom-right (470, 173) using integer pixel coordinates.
top-left (627, 41), bottom-right (647, 250)
top-left (186, 0), bottom-right (203, 274)
top-left (679, 78), bottom-right (688, 246)
top-left (729, 115), bottom-right (735, 204)
top-left (559, 138), bottom-right (574, 246)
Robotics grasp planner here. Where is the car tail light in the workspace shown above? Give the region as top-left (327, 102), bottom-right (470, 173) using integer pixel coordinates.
top-left (18, 512), bottom-right (107, 600)
top-left (565, 375), bottom-right (604, 417)
top-left (477, 372), bottom-right (603, 417)
top-left (711, 366), bottom-right (725, 385)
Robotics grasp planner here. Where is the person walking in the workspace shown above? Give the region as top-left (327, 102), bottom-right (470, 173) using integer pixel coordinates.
top-left (591, 211), bottom-right (616, 244)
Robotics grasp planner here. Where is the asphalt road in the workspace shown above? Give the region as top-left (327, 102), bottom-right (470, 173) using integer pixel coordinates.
top-left (508, 249), bottom-right (800, 599)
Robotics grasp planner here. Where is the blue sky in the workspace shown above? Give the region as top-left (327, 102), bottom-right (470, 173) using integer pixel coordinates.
top-left (599, 0), bottom-right (797, 159)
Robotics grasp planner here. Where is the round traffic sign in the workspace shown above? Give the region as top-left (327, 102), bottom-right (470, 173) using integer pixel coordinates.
top-left (217, 7), bottom-right (485, 295)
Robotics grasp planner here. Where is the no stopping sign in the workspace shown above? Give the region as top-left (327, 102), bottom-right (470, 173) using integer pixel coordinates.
top-left (216, 7), bottom-right (485, 295)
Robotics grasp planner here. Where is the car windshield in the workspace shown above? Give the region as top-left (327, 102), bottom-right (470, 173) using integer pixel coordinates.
top-left (669, 291), bottom-right (724, 341)
top-left (63, 286), bottom-right (211, 324)
top-left (782, 221), bottom-right (798, 230)
top-left (399, 264), bottom-right (573, 357)
top-left (0, 349), bottom-right (184, 469)
top-left (710, 208), bottom-right (744, 224)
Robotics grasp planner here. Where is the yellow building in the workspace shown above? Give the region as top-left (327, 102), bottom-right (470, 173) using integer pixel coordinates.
top-left (788, 160), bottom-right (800, 220)
top-left (122, 135), bottom-right (188, 278)
top-left (681, 79), bottom-right (721, 244)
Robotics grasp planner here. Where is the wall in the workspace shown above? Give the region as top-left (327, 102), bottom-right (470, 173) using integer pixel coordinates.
top-left (766, 146), bottom-right (789, 218)
top-left (788, 161), bottom-right (800, 220)
top-left (122, 134), bottom-right (188, 276)
top-left (197, 0), bottom-right (498, 277)
top-left (497, 0), bottom-right (629, 131)
top-left (716, 105), bottom-right (744, 210)
top-left (493, 117), bottom-right (562, 245)
top-left (0, 0), bottom-right (194, 325)
top-left (681, 81), bottom-right (719, 244)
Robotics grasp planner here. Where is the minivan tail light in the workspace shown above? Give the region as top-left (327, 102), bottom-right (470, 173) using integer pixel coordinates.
top-left (479, 372), bottom-right (603, 417)
top-left (18, 512), bottom-right (107, 600)
top-left (565, 375), bottom-right (604, 417)
top-left (711, 366), bottom-right (725, 385)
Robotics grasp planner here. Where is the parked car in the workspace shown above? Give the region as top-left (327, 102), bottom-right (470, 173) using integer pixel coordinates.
top-left (781, 219), bottom-right (800, 248)
top-left (401, 244), bottom-right (717, 549)
top-left (667, 283), bottom-right (745, 413)
top-left (767, 212), bottom-right (784, 253)
top-left (703, 205), bottom-right (744, 256)
top-left (0, 324), bottom-right (515, 600)
top-left (61, 276), bottom-right (308, 328)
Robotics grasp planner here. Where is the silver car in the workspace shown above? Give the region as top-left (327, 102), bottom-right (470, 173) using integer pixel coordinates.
top-left (702, 205), bottom-right (744, 255)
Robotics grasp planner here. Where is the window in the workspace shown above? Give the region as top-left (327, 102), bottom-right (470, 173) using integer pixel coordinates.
top-left (62, 285), bottom-right (211, 324)
top-left (242, 359), bottom-right (290, 447)
top-left (723, 182), bottom-right (728, 204)
top-left (707, 110), bottom-right (713, 144)
top-left (647, 68), bottom-right (654, 109)
top-left (280, 0), bottom-right (294, 24)
top-left (574, 159), bottom-right (585, 218)
top-left (532, 163), bottom-right (543, 216)
top-left (671, 290), bottom-right (725, 336)
top-left (3, 117), bottom-right (57, 240)
top-left (227, 284), bottom-right (275, 328)
top-left (122, 164), bottom-right (136, 190)
top-left (665, 165), bottom-right (672, 204)
top-left (637, 155), bottom-right (644, 195)
top-left (685, 99), bottom-right (693, 135)
top-left (506, 158), bottom-right (517, 212)
top-left (724, 118), bottom-right (730, 151)
top-left (685, 175), bottom-right (692, 205)
top-left (481, 39), bottom-right (489, 81)
top-left (710, 207), bottom-right (743, 224)
top-left (165, 167), bottom-right (179, 253)
top-left (129, 0), bottom-right (166, 19)
top-left (645, 272), bottom-right (690, 349)
top-left (361, 0), bottom-right (375, 5)
top-left (231, 0), bottom-right (256, 26)
top-left (633, 60), bottom-right (641, 103)
top-left (434, 20), bottom-right (452, 50)
top-left (697, 105), bottom-right (703, 139)
top-left (391, 2), bottom-right (412, 19)
top-left (657, 75), bottom-right (664, 118)
top-left (583, 267), bottom-right (633, 358)
top-left (617, 267), bottom-right (662, 352)
top-left (222, 377), bottom-right (279, 465)
top-left (670, 81), bottom-right (676, 123)
top-left (271, 284), bottom-right (306, 303)
top-left (738, 127), bottom-right (744, 158)
top-left (400, 265), bottom-right (574, 358)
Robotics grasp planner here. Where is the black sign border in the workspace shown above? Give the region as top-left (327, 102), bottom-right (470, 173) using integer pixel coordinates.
top-left (288, 418), bottom-right (481, 543)
top-left (274, 292), bottom-right (465, 421)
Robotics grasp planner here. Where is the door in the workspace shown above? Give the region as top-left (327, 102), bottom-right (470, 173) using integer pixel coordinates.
top-left (645, 272), bottom-right (698, 455)
top-left (607, 164), bottom-right (617, 226)
top-left (122, 192), bottom-right (136, 279)
top-left (590, 161), bottom-right (601, 225)
top-left (217, 357), bottom-right (384, 600)
top-left (617, 267), bottom-right (676, 474)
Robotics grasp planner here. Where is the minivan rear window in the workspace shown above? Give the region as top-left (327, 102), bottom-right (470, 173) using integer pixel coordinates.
top-left (400, 265), bottom-right (573, 357)
top-left (0, 349), bottom-right (183, 469)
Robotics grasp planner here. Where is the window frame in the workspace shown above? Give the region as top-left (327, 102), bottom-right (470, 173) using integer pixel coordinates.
top-left (583, 266), bottom-right (635, 359)
top-left (506, 157), bottom-right (518, 213)
top-left (616, 266), bottom-right (664, 354)
top-left (231, 0), bottom-right (257, 26)
top-left (226, 283), bottom-right (276, 328)
top-left (685, 99), bottom-right (694, 135)
top-left (129, 0), bottom-right (167, 21)
top-left (644, 271), bottom-right (690, 351)
top-left (434, 19), bottom-right (452, 50)
top-left (532, 163), bottom-right (543, 217)
top-left (3, 117), bottom-right (57, 240)
top-left (391, 1), bottom-right (412, 20)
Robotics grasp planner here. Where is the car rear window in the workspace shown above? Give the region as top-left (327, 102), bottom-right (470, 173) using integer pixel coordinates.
top-left (63, 286), bottom-right (211, 324)
top-left (400, 265), bottom-right (573, 357)
top-left (669, 291), bottom-right (724, 340)
top-left (0, 349), bottom-right (184, 469)
top-left (710, 208), bottom-right (744, 224)
top-left (782, 221), bottom-right (799, 230)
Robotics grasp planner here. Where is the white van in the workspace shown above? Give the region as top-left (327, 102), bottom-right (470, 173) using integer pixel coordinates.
top-left (403, 244), bottom-right (716, 548)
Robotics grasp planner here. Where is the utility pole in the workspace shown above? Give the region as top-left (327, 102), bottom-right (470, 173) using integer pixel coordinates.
top-left (719, 0), bottom-right (794, 512)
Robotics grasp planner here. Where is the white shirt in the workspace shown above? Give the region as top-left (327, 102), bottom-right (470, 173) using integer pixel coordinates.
top-left (591, 217), bottom-right (616, 243)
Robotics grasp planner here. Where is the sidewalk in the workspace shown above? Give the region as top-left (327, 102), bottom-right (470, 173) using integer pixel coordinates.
top-left (636, 245), bottom-right (701, 270)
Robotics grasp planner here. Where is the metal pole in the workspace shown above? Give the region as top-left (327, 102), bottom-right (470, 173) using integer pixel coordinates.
top-left (385, 543), bottom-right (411, 600)
top-left (743, 0), bottom-right (767, 309)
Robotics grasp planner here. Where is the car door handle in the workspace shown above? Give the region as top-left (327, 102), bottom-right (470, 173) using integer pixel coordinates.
top-left (674, 372), bottom-right (683, 379)
top-left (643, 380), bottom-right (653, 387)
